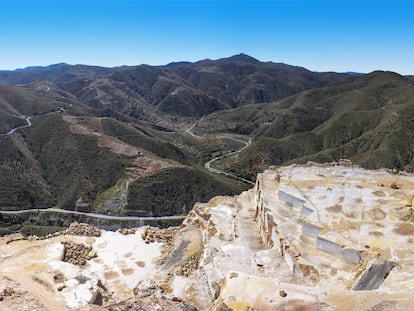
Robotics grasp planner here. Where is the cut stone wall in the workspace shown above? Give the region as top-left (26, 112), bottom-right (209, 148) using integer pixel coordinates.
top-left (316, 237), bottom-right (363, 264)
top-left (254, 175), bottom-right (318, 282)
top-left (278, 190), bottom-right (305, 207)
top-left (316, 237), bottom-right (342, 257)
top-left (342, 248), bottom-right (363, 264)
top-left (302, 222), bottom-right (323, 238)
top-left (301, 206), bottom-right (314, 217)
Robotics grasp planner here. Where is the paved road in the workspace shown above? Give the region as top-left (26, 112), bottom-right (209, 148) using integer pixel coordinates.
top-left (0, 207), bottom-right (187, 221)
top-left (186, 121), bottom-right (254, 185)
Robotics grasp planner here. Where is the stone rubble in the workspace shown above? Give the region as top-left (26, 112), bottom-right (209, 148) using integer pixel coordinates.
top-left (141, 225), bottom-right (177, 244)
top-left (0, 287), bottom-right (20, 300)
top-left (63, 222), bottom-right (101, 237)
top-left (0, 278), bottom-right (48, 310)
top-left (61, 241), bottom-right (98, 265)
top-left (118, 228), bottom-right (137, 235)
top-left (53, 272), bottom-right (66, 284)
top-left (175, 254), bottom-right (201, 277)
top-left (129, 279), bottom-right (197, 311)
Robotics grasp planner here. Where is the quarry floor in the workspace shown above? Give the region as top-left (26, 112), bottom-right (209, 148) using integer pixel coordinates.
top-left (0, 229), bottom-right (163, 310)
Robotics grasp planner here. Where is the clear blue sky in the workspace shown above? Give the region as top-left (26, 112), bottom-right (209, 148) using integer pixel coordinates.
top-left (1, 0), bottom-right (413, 74)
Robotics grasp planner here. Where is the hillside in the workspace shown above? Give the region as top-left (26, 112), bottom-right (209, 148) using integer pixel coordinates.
top-left (198, 71), bottom-right (414, 179)
top-left (126, 166), bottom-right (244, 216)
top-left (0, 87), bottom-right (248, 216)
top-left (0, 110), bottom-right (248, 214)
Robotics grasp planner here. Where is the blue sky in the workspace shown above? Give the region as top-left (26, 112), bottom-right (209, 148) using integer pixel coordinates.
top-left (0, 0), bottom-right (413, 74)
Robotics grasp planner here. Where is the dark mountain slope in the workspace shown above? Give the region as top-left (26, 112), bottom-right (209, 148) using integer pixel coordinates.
top-left (101, 118), bottom-right (192, 164)
top-left (127, 166), bottom-right (245, 216)
top-left (0, 135), bottom-right (53, 208)
top-left (28, 115), bottom-right (131, 208)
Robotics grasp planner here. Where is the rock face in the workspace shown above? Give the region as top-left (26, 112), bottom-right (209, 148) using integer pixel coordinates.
top-left (2, 162), bottom-right (414, 310)
top-left (152, 162), bottom-right (414, 310)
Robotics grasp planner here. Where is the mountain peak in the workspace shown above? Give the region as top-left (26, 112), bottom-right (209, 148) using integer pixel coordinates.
top-left (227, 53), bottom-right (259, 63)
top-left (163, 61), bottom-right (193, 68)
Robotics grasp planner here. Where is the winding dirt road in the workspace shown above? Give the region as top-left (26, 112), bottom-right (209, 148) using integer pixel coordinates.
top-left (0, 116), bottom-right (32, 137)
top-left (185, 122), bottom-right (254, 185)
top-left (0, 104), bottom-right (72, 137)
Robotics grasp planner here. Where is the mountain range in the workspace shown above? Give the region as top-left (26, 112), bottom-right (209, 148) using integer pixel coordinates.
top-left (0, 54), bottom-right (413, 223)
